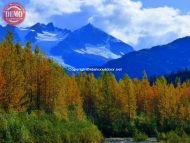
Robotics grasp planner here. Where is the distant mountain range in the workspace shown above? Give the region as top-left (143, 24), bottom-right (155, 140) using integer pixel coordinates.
top-left (1, 23), bottom-right (190, 79)
top-left (0, 23), bottom-right (133, 69)
top-left (98, 37), bottom-right (190, 79)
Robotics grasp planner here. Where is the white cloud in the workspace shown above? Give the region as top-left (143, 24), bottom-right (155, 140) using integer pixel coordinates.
top-left (29, 0), bottom-right (83, 14)
top-left (88, 0), bottom-right (190, 49)
top-left (22, 0), bottom-right (84, 26)
top-left (88, 17), bottom-right (94, 23)
top-left (22, 7), bottom-right (46, 26)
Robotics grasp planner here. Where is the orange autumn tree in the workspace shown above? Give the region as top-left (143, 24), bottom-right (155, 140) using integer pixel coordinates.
top-left (178, 81), bottom-right (190, 123)
top-left (64, 76), bottom-right (84, 119)
top-left (0, 32), bottom-right (25, 111)
top-left (135, 72), bottom-right (154, 116)
top-left (76, 73), bottom-right (99, 120)
top-left (0, 71), bottom-right (5, 101)
top-left (119, 75), bottom-right (136, 120)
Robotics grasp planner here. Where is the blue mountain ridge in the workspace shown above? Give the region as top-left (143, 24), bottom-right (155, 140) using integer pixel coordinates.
top-left (51, 23), bottom-right (133, 68)
top-left (96, 36), bottom-right (190, 79)
top-left (0, 23), bottom-right (134, 69)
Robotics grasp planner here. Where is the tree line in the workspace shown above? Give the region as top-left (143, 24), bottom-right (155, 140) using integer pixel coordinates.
top-left (77, 72), bottom-right (190, 137)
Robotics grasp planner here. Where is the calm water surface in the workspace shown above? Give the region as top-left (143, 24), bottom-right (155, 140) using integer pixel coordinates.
top-left (104, 138), bottom-right (159, 143)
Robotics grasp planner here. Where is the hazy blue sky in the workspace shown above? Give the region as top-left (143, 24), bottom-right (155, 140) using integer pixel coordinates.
top-left (1, 0), bottom-right (190, 50)
top-left (138, 0), bottom-right (190, 12)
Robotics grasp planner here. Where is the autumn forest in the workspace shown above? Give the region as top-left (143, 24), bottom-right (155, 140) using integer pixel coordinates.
top-left (1, 33), bottom-right (190, 142)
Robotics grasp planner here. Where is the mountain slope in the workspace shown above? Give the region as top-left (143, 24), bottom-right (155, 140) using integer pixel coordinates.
top-left (99, 36), bottom-right (190, 79)
top-left (0, 23), bottom-right (133, 69)
top-left (25, 23), bottom-right (71, 54)
top-left (0, 23), bottom-right (71, 55)
top-left (51, 23), bottom-right (133, 68)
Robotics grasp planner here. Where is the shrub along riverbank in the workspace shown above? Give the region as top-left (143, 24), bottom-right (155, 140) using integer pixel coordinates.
top-left (0, 111), bottom-right (103, 143)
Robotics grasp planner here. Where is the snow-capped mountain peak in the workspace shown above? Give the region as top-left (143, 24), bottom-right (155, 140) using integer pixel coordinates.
top-left (0, 23), bottom-right (134, 69)
top-left (51, 23), bottom-right (134, 68)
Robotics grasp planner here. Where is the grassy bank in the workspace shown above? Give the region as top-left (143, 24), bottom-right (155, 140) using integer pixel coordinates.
top-left (157, 131), bottom-right (190, 143)
top-left (0, 111), bottom-right (103, 143)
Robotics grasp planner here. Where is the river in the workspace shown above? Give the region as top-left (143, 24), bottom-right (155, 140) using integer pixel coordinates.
top-left (104, 138), bottom-right (158, 143)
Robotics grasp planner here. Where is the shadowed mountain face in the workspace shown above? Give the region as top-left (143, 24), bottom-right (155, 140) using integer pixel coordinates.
top-left (98, 37), bottom-right (190, 79)
top-left (0, 23), bottom-right (133, 69)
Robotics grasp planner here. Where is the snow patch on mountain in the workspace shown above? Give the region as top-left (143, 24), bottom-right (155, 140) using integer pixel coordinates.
top-left (120, 52), bottom-right (125, 55)
top-left (19, 28), bottom-right (29, 31)
top-left (74, 46), bottom-right (121, 59)
top-left (36, 31), bottom-right (64, 41)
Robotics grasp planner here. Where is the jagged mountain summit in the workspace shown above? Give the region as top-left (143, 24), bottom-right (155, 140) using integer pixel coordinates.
top-left (0, 23), bottom-right (134, 69)
top-left (51, 23), bottom-right (133, 68)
